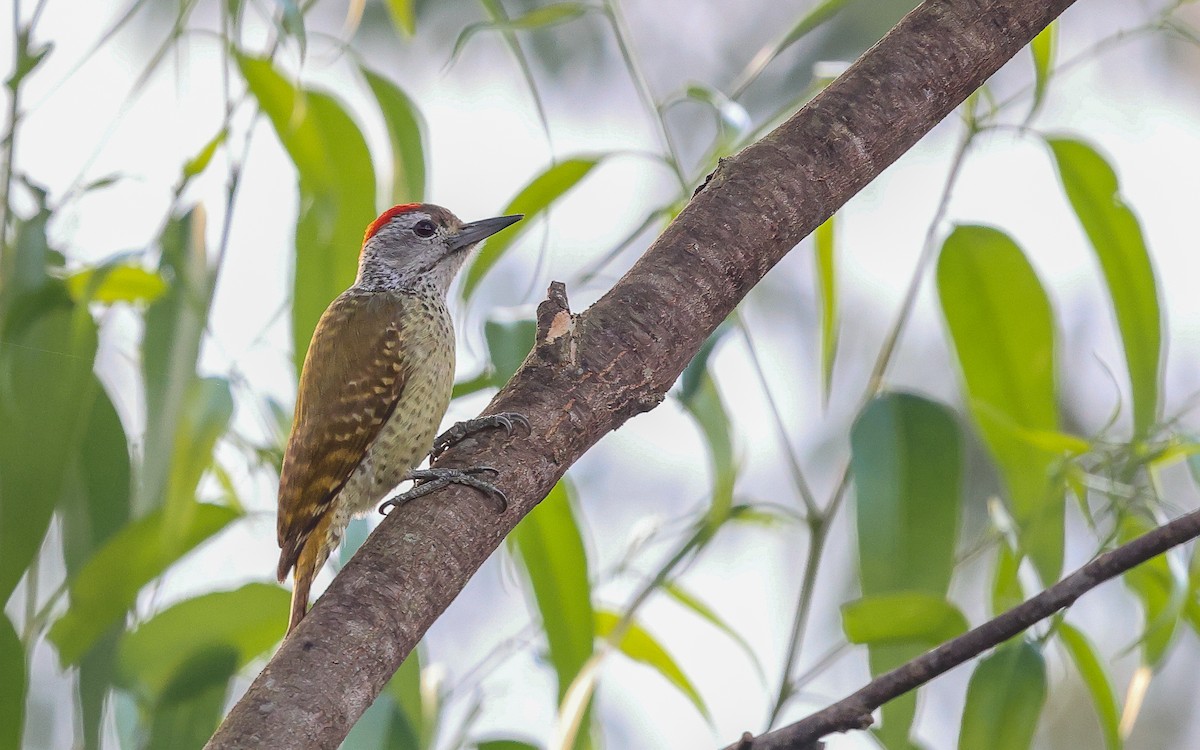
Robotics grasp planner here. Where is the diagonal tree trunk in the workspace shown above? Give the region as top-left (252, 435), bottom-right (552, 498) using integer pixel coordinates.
top-left (205, 1), bottom-right (1078, 747)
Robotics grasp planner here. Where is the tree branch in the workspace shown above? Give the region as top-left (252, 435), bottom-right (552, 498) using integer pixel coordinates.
top-left (727, 507), bottom-right (1200, 750)
top-left (206, 0), bottom-right (1078, 747)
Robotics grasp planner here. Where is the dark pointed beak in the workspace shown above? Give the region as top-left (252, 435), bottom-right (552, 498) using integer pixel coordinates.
top-left (449, 214), bottom-right (523, 252)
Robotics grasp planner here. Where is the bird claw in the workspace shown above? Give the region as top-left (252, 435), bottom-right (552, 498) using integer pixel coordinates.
top-left (378, 466), bottom-right (508, 515)
top-left (430, 412), bottom-right (531, 459)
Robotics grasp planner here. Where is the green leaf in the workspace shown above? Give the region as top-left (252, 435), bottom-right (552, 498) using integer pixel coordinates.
top-left (937, 225), bottom-right (1065, 583)
top-left (66, 262), bottom-right (167, 305)
top-left (992, 540), bottom-right (1024, 616)
top-left (164, 377), bottom-right (234, 538)
top-left (678, 323), bottom-right (736, 523)
top-left (814, 215), bottom-right (838, 405)
top-left (1048, 137), bottom-right (1161, 437)
top-left (1029, 23), bottom-right (1056, 120)
top-left (145, 647), bottom-right (237, 750)
top-left (116, 583), bottom-right (288, 700)
top-left (385, 0), bottom-right (416, 36)
top-left (841, 593), bottom-right (968, 646)
top-left (48, 503), bottom-right (240, 665)
top-left (385, 650), bottom-right (424, 749)
top-left (1119, 515), bottom-right (1184, 666)
top-left (678, 322), bottom-right (731, 403)
top-left (851, 393), bottom-right (962, 597)
top-left (730, 0), bottom-right (857, 93)
top-left (850, 392), bottom-right (962, 748)
top-left (681, 369), bottom-right (735, 523)
top-left (452, 3), bottom-right (592, 61)
top-left (663, 582), bottom-right (763, 681)
top-left (485, 319), bottom-right (536, 387)
top-left (595, 610), bottom-right (709, 722)
top-left (451, 370), bottom-right (493, 400)
top-left (141, 208), bottom-right (213, 515)
top-left (462, 158), bottom-right (600, 300)
top-left (182, 128), bottom-right (227, 181)
top-left (509, 481), bottom-right (594, 702)
top-left (0, 614), bottom-right (23, 750)
top-left (958, 640), bottom-right (1047, 750)
top-left (0, 285), bottom-right (98, 602)
top-left (61, 386), bottom-right (132, 750)
top-left (236, 55), bottom-right (376, 374)
top-left (362, 68), bottom-right (427, 204)
top-left (477, 741), bottom-right (540, 750)
top-left (1058, 622), bottom-right (1122, 749)
top-left (9, 208), bottom-right (51, 294)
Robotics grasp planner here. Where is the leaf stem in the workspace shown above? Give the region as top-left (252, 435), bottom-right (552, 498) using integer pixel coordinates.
top-left (1, 0), bottom-right (24, 267)
top-left (602, 0), bottom-right (687, 191)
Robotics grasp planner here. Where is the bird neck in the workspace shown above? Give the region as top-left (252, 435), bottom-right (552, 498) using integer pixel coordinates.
top-left (355, 251), bottom-right (453, 298)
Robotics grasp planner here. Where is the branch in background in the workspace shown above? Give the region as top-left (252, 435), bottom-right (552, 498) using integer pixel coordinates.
top-left (205, 0), bottom-right (1078, 747)
top-left (728, 507), bottom-right (1200, 750)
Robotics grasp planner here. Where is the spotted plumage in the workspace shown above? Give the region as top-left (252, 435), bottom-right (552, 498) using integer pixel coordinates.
top-left (277, 203), bottom-right (521, 634)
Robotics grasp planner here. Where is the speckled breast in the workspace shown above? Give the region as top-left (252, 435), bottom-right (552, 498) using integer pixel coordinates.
top-left (339, 293), bottom-right (456, 516)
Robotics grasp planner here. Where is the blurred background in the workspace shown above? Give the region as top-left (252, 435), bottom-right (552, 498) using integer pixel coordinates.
top-left (3, 0), bottom-right (1200, 748)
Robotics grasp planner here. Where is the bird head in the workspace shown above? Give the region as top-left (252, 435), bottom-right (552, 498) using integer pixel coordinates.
top-left (357, 203), bottom-right (522, 294)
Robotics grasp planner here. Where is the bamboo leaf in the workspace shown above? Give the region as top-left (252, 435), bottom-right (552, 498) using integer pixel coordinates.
top-left (958, 640), bottom-right (1047, 750)
top-left (731, 0), bottom-right (858, 94)
top-left (462, 158), bottom-right (600, 301)
top-left (815, 215), bottom-right (838, 405)
top-left (510, 481), bottom-right (594, 703)
top-left (141, 207), bottom-right (213, 516)
top-left (144, 647), bottom-right (237, 750)
top-left (451, 3), bottom-right (593, 62)
top-left (61, 387), bottom-right (132, 750)
top-left (850, 392), bottom-right (962, 748)
top-left (384, 650), bottom-right (424, 750)
top-left (362, 68), bottom-right (427, 204)
top-left (0, 615), bottom-right (22, 750)
top-left (182, 128), bottom-right (227, 180)
top-left (116, 583), bottom-right (288, 700)
top-left (841, 593), bottom-right (968, 646)
top-left (992, 540), bottom-right (1024, 616)
top-left (1048, 137), bottom-right (1161, 437)
top-left (237, 55), bottom-right (376, 374)
top-left (48, 503), bottom-right (240, 665)
top-left (1028, 23), bottom-right (1056, 120)
top-left (938, 225), bottom-right (1065, 583)
top-left (385, 0), bottom-right (416, 36)
top-left (0, 284), bottom-right (98, 602)
top-left (1058, 622), bottom-right (1122, 750)
top-left (1119, 515), bottom-right (1184, 666)
top-left (163, 377), bottom-right (234, 539)
top-left (851, 393), bottom-right (962, 597)
top-left (66, 263), bottom-right (167, 305)
top-left (485, 319), bottom-right (536, 387)
top-left (663, 582), bottom-right (763, 681)
top-left (595, 610), bottom-right (710, 722)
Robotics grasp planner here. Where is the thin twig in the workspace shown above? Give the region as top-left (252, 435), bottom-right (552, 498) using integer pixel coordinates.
top-left (728, 506), bottom-right (1200, 750)
top-left (734, 313), bottom-right (820, 517)
top-left (765, 516), bottom-right (828, 730)
top-left (1, 0), bottom-right (24, 262)
top-left (602, 0), bottom-right (687, 190)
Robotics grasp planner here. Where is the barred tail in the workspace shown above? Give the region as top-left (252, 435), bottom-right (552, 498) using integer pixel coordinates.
top-left (285, 540), bottom-right (319, 636)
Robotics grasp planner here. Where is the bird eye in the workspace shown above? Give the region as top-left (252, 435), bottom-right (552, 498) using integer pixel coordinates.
top-left (413, 219), bottom-right (437, 238)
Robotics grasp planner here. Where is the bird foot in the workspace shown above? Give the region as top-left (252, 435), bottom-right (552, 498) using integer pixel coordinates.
top-left (430, 412), bottom-right (531, 460)
top-left (378, 466), bottom-right (508, 515)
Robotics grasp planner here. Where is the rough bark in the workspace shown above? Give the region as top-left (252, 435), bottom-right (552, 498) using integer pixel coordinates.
top-left (206, 0), bottom-right (1078, 747)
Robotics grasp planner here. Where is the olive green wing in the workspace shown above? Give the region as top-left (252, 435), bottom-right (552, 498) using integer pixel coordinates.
top-left (276, 292), bottom-right (411, 580)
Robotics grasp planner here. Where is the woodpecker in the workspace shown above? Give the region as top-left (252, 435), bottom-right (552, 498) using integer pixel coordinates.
top-left (277, 203), bottom-right (525, 634)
